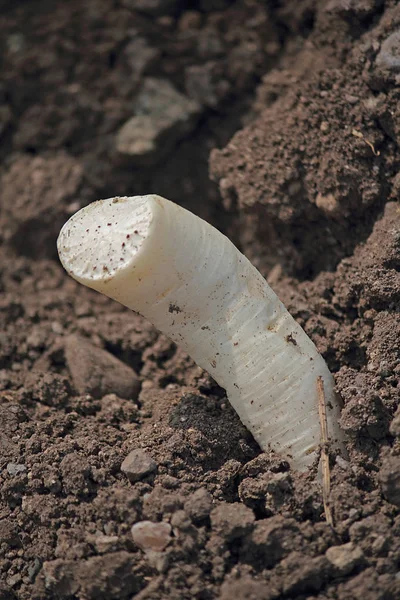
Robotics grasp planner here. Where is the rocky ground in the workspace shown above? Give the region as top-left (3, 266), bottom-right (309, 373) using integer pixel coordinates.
top-left (0, 1), bottom-right (399, 599)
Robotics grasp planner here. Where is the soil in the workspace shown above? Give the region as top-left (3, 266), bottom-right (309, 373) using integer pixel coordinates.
top-left (0, 1), bottom-right (399, 599)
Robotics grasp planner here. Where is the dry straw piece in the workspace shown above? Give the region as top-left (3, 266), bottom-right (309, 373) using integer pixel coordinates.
top-left (58, 195), bottom-right (346, 471)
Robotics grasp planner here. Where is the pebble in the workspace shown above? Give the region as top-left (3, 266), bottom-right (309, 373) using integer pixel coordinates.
top-left (345, 94), bottom-right (359, 104)
top-left (6, 463), bottom-right (26, 476)
top-left (121, 449), bottom-right (157, 483)
top-left (131, 520), bottom-right (172, 552)
top-left (376, 31), bottom-right (400, 73)
top-left (336, 455), bottom-right (351, 471)
top-left (27, 557), bottom-right (41, 582)
top-left (64, 335), bottom-right (140, 400)
top-left (116, 78), bottom-right (201, 165)
top-left (326, 542), bottom-right (365, 576)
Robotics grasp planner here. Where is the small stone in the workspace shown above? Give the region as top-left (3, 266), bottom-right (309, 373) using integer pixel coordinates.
top-left (121, 449), bottom-right (157, 483)
top-left (379, 454), bottom-right (400, 507)
top-left (131, 520), bottom-right (171, 552)
top-left (0, 520), bottom-right (21, 547)
top-left (370, 30), bottom-right (400, 89)
top-left (6, 463), bottom-right (26, 476)
top-left (116, 78), bottom-right (201, 165)
top-left (336, 455), bottom-right (351, 470)
top-left (27, 557), bottom-right (41, 582)
top-left (345, 94), bottom-right (359, 104)
top-left (64, 335), bottom-right (140, 400)
top-left (210, 502), bottom-right (255, 542)
top-left (376, 31), bottom-right (400, 73)
top-left (160, 474), bottom-right (179, 489)
top-left (326, 542), bottom-right (365, 576)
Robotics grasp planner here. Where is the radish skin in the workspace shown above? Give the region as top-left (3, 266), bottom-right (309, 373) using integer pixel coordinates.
top-left (57, 194), bottom-right (346, 470)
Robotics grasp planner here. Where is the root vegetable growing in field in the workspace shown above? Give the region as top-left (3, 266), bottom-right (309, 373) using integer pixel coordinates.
top-left (58, 195), bottom-right (346, 471)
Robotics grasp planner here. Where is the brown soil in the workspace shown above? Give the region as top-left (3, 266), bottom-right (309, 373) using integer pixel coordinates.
top-left (0, 1), bottom-right (399, 599)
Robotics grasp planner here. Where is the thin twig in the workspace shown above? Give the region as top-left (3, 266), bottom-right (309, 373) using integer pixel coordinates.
top-left (317, 376), bottom-right (333, 528)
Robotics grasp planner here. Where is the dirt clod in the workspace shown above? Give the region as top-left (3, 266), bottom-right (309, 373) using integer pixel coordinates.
top-left (210, 502), bottom-right (255, 542)
top-left (325, 542), bottom-right (365, 576)
top-left (0, 154), bottom-right (88, 259)
top-left (379, 454), bottom-right (400, 508)
top-left (183, 488), bottom-right (213, 524)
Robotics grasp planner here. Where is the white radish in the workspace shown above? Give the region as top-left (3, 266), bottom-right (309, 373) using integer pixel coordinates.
top-left (57, 194), bottom-right (346, 471)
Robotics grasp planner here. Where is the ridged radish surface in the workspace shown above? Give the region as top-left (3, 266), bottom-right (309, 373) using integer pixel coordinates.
top-left (58, 195), bottom-right (346, 470)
